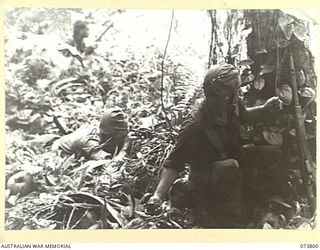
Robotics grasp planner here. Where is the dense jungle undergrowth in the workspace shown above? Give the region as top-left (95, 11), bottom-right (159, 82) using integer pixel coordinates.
top-left (4, 8), bottom-right (317, 229)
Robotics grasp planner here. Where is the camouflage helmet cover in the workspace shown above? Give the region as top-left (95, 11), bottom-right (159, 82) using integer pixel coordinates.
top-left (99, 108), bottom-right (128, 136)
top-left (203, 63), bottom-right (239, 98)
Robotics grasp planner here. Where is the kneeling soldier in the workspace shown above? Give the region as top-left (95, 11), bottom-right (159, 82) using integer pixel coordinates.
top-left (148, 63), bottom-right (288, 228)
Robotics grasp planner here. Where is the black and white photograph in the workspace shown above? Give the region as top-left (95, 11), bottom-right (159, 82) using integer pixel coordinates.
top-left (4, 8), bottom-right (317, 230)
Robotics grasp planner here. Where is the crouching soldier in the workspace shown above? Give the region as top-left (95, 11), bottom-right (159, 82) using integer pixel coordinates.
top-left (53, 108), bottom-right (129, 161)
top-left (148, 63), bottom-right (289, 228)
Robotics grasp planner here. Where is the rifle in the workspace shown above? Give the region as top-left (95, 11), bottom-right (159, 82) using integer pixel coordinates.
top-left (289, 48), bottom-right (316, 217)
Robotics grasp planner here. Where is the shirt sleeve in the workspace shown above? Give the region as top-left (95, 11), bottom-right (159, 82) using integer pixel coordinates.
top-left (163, 118), bottom-right (196, 172)
top-left (59, 127), bottom-right (111, 160)
top-left (238, 99), bottom-right (248, 123)
top-left (79, 137), bottom-right (111, 160)
top-left (89, 147), bottom-right (111, 160)
top-left (59, 130), bottom-right (82, 154)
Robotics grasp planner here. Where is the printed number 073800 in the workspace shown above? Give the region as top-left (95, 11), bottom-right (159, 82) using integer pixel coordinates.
top-left (300, 244), bottom-right (318, 248)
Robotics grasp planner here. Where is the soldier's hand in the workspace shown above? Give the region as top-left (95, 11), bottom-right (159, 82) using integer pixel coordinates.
top-left (263, 96), bottom-right (283, 113)
top-left (91, 150), bottom-right (112, 161)
top-left (145, 194), bottom-right (163, 215)
top-left (212, 158), bottom-right (239, 170)
top-left (211, 159), bottom-right (239, 184)
top-left (148, 194), bottom-right (162, 205)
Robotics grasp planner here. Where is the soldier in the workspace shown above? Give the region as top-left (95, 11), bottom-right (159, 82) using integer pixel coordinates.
top-left (64, 20), bottom-right (95, 55)
top-left (70, 20), bottom-right (89, 53)
top-left (148, 63), bottom-right (288, 228)
top-left (53, 108), bottom-right (129, 161)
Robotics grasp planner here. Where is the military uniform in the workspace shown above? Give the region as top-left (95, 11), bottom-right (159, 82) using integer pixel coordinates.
top-left (58, 125), bottom-right (126, 160)
top-left (56, 108), bottom-right (128, 161)
top-left (164, 100), bottom-right (286, 228)
top-left (151, 63), bottom-right (287, 228)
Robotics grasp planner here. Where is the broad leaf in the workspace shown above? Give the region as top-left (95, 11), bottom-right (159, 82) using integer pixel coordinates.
top-left (7, 194), bottom-right (18, 206)
top-left (5, 189), bottom-right (11, 200)
top-left (105, 202), bottom-right (127, 227)
top-left (45, 173), bottom-right (58, 186)
top-left (239, 58), bottom-right (255, 66)
top-left (241, 27), bottom-right (252, 39)
top-left (16, 109), bottom-right (33, 120)
top-left (268, 196), bottom-right (292, 209)
top-left (230, 44), bottom-right (240, 57)
top-left (260, 64), bottom-right (275, 75)
top-left (51, 77), bottom-right (78, 94)
top-left (121, 205), bottom-right (134, 219)
top-left (275, 84), bottom-right (293, 105)
top-left (288, 129), bottom-right (315, 140)
top-left (36, 79), bottom-right (52, 90)
top-left (255, 47), bottom-right (267, 54)
top-left (297, 70), bottom-right (306, 87)
top-left (68, 192), bottom-right (105, 205)
top-left (278, 15), bottom-right (294, 40)
top-left (124, 218), bottom-right (147, 229)
top-left (56, 42), bottom-right (84, 67)
top-left (69, 160), bottom-right (107, 174)
top-left (253, 78), bottom-right (265, 91)
top-left (293, 22), bottom-right (309, 41)
top-left (262, 222), bottom-right (273, 229)
top-left (298, 221), bottom-right (313, 230)
top-left (28, 134), bottom-right (60, 148)
top-left (298, 87), bottom-right (315, 99)
top-left (240, 84), bottom-right (251, 93)
top-left (88, 223), bottom-right (102, 229)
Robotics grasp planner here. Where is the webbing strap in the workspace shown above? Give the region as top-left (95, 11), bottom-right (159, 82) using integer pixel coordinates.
top-left (191, 101), bottom-right (229, 160)
top-left (205, 127), bottom-right (228, 160)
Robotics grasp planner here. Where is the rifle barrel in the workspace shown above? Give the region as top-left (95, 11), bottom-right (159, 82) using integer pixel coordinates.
top-left (289, 50), bottom-right (316, 216)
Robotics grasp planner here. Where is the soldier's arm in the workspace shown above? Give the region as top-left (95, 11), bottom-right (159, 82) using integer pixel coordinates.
top-left (113, 137), bottom-right (131, 161)
top-left (245, 96), bottom-right (283, 123)
top-left (149, 121), bottom-right (194, 204)
top-left (152, 168), bottom-right (179, 202)
top-left (90, 148), bottom-right (111, 161)
top-left (83, 139), bottom-right (111, 160)
top-left (245, 105), bottom-right (266, 122)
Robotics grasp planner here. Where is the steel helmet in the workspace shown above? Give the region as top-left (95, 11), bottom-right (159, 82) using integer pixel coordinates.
top-left (203, 63), bottom-right (240, 98)
top-left (99, 108), bottom-right (128, 135)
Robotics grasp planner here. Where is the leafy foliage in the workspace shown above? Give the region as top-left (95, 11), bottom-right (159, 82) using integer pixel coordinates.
top-left (5, 8), bottom-right (206, 230)
top-left (234, 10), bottom-right (316, 227)
top-left (5, 8), bottom-right (316, 230)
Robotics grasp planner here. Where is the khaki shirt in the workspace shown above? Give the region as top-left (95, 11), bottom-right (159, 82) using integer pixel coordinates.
top-left (57, 125), bottom-right (126, 160)
top-left (163, 100), bottom-right (247, 175)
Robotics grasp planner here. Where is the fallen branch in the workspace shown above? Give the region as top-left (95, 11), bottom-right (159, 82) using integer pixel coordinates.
top-left (96, 23), bottom-right (114, 42)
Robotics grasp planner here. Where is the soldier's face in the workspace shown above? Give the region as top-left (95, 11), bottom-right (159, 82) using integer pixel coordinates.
top-left (207, 75), bottom-right (241, 107)
top-left (82, 27), bottom-right (89, 38)
top-left (75, 26), bottom-right (89, 39)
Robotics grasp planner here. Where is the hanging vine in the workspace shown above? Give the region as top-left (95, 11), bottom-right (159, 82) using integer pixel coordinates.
top-left (208, 10), bottom-right (217, 68)
top-left (160, 10), bottom-right (178, 133)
